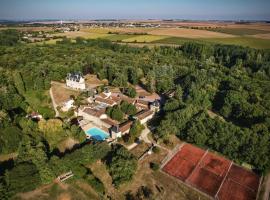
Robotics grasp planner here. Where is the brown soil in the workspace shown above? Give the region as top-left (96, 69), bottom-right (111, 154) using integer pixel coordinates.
top-left (51, 82), bottom-right (80, 105)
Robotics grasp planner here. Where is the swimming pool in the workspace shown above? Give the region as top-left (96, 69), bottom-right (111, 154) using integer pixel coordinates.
top-left (86, 127), bottom-right (109, 141)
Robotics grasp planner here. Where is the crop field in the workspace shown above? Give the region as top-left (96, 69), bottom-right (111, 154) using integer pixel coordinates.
top-left (24, 22), bottom-right (270, 49)
top-left (207, 27), bottom-right (270, 36)
top-left (122, 35), bottom-right (168, 43)
top-left (148, 28), bottom-right (236, 38)
top-left (155, 36), bottom-right (270, 49)
top-left (104, 34), bottom-right (135, 42)
top-left (54, 31), bottom-right (110, 39)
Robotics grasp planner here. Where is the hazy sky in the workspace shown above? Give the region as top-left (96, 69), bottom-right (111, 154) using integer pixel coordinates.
top-left (0, 0), bottom-right (270, 20)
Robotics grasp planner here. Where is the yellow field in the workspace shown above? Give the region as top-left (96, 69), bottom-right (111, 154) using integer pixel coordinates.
top-left (53, 31), bottom-right (109, 39)
top-left (122, 35), bottom-right (169, 42)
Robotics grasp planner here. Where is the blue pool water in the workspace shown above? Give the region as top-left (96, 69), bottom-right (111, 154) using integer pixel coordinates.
top-left (86, 127), bottom-right (109, 141)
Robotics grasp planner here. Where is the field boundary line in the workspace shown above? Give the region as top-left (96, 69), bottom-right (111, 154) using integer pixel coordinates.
top-left (186, 149), bottom-right (209, 183)
top-left (215, 161), bottom-right (233, 199)
top-left (160, 142), bottom-right (184, 169)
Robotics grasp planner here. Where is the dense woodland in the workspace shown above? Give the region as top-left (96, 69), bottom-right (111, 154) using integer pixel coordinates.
top-left (0, 29), bottom-right (270, 198)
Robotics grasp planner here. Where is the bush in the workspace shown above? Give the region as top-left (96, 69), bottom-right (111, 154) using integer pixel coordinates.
top-left (152, 146), bottom-right (160, 154)
top-left (150, 162), bottom-right (159, 171)
top-left (84, 173), bottom-right (105, 195)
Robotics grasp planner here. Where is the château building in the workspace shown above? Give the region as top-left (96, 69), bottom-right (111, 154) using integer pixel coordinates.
top-left (66, 72), bottom-right (86, 90)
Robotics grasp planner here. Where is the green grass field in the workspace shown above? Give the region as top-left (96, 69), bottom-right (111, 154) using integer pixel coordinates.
top-left (206, 28), bottom-right (270, 36)
top-left (104, 34), bottom-right (135, 42)
top-left (155, 36), bottom-right (270, 49)
top-left (122, 35), bottom-right (169, 43)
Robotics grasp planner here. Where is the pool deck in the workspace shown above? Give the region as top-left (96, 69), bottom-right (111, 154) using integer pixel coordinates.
top-left (81, 122), bottom-right (110, 136)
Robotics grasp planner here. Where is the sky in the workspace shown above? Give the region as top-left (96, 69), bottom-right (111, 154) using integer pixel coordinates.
top-left (0, 0), bottom-right (270, 21)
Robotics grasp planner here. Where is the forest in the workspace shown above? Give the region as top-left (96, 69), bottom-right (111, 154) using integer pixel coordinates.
top-left (0, 29), bottom-right (270, 197)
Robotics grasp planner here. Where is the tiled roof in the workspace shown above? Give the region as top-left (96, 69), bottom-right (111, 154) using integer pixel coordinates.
top-left (136, 99), bottom-right (149, 106)
top-left (83, 108), bottom-right (106, 117)
top-left (121, 96), bottom-right (136, 104)
top-left (135, 110), bottom-right (154, 120)
top-left (98, 93), bottom-right (108, 99)
top-left (101, 117), bottom-right (119, 126)
top-left (95, 97), bottom-right (115, 106)
top-left (119, 120), bottom-right (133, 133)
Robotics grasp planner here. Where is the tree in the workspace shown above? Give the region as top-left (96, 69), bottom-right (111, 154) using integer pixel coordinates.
top-left (0, 126), bottom-right (22, 154)
top-left (107, 145), bottom-right (137, 187)
top-left (174, 85), bottom-right (183, 103)
top-left (128, 67), bottom-right (139, 85)
top-left (124, 87), bottom-right (137, 98)
top-left (129, 120), bottom-right (144, 140)
top-left (5, 162), bottom-right (42, 195)
top-left (107, 106), bottom-right (124, 122)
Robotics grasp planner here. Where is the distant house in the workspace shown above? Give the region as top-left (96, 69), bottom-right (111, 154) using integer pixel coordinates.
top-left (66, 72), bottom-right (86, 90)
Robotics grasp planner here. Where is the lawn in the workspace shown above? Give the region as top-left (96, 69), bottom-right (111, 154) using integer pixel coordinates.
top-left (51, 82), bottom-right (80, 105)
top-left (23, 90), bottom-right (55, 117)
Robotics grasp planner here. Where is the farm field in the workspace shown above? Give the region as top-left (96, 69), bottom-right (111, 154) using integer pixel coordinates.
top-left (207, 27), bottom-right (270, 36)
top-left (155, 36), bottom-right (270, 49)
top-left (148, 28), bottom-right (236, 38)
top-left (48, 25), bottom-right (270, 49)
top-left (122, 35), bottom-right (169, 43)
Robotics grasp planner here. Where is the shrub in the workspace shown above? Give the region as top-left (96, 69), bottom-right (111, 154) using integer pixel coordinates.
top-left (150, 162), bottom-right (159, 171)
top-left (152, 146), bottom-right (160, 154)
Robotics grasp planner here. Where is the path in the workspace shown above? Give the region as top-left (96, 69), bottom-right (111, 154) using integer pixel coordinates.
top-left (263, 173), bottom-right (270, 200)
top-left (139, 126), bottom-right (152, 144)
top-left (126, 143), bottom-right (138, 150)
top-left (49, 87), bottom-right (59, 117)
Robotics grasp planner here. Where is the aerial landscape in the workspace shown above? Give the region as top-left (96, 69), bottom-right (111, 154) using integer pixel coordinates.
top-left (0, 0), bottom-right (270, 200)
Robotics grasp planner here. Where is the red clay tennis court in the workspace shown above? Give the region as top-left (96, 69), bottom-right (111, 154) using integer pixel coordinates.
top-left (216, 164), bottom-right (260, 200)
top-left (186, 152), bottom-right (232, 196)
top-left (162, 143), bottom-right (261, 199)
top-left (162, 143), bottom-right (205, 181)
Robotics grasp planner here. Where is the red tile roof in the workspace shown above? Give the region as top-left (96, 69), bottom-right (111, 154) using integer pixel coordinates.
top-left (135, 110), bottom-right (154, 120)
top-left (119, 120), bottom-right (133, 133)
top-left (95, 97), bottom-right (115, 106)
top-left (83, 108), bottom-right (106, 117)
top-left (101, 117), bottom-right (119, 126)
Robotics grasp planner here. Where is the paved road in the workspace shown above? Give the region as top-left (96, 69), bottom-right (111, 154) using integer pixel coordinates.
top-left (49, 87), bottom-right (59, 117)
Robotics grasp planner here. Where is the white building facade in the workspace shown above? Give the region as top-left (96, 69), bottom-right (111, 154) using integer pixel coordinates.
top-left (66, 72), bottom-right (86, 90)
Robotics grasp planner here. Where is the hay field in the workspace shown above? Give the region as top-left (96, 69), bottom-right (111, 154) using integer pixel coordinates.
top-left (148, 28), bottom-right (236, 38)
